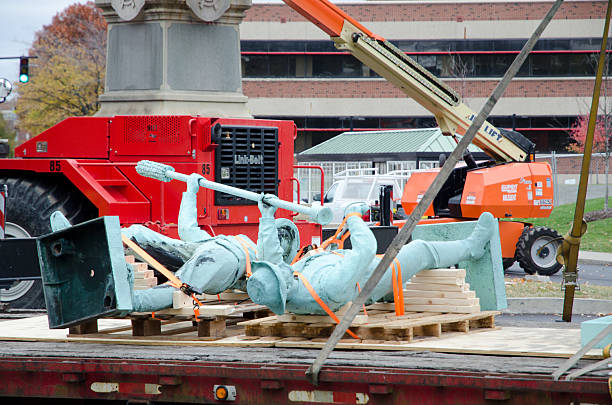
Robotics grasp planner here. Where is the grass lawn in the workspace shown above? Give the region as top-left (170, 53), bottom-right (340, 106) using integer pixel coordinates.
top-left (505, 278), bottom-right (612, 300)
top-left (519, 197), bottom-right (612, 253)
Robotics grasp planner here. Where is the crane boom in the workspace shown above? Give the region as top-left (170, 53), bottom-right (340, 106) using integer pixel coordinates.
top-left (283, 0), bottom-right (535, 163)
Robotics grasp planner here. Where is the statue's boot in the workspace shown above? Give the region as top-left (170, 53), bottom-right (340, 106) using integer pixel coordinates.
top-left (464, 212), bottom-right (497, 260)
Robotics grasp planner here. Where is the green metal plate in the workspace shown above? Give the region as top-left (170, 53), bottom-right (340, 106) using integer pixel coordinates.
top-left (37, 216), bottom-right (132, 329)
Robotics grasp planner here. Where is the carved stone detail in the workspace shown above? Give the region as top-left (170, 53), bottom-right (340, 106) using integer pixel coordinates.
top-left (110, 0), bottom-right (145, 21)
top-left (186, 0), bottom-right (231, 22)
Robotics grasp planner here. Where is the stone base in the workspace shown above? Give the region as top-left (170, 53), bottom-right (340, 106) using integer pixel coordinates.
top-left (97, 90), bottom-right (252, 117)
top-left (581, 315), bottom-right (612, 349)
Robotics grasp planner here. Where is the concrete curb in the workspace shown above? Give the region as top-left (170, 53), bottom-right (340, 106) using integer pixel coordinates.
top-left (503, 298), bottom-right (612, 315)
top-left (578, 251), bottom-right (612, 266)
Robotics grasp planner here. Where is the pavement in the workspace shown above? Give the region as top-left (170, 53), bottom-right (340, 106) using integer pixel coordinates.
top-left (578, 250), bottom-right (612, 266)
top-left (503, 298), bottom-right (612, 316)
top-left (504, 250), bottom-right (612, 316)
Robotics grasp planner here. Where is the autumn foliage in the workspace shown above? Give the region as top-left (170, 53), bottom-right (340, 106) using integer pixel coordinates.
top-left (567, 115), bottom-right (610, 153)
top-left (15, 2), bottom-right (107, 136)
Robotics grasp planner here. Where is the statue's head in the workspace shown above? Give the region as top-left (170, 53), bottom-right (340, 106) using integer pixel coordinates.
top-left (275, 218), bottom-right (300, 264)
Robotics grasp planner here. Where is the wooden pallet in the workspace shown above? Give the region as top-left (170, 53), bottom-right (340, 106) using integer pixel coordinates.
top-left (68, 299), bottom-right (272, 339)
top-left (237, 309), bottom-right (499, 342)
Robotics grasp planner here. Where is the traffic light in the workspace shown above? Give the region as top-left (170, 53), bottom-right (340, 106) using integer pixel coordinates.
top-left (19, 57), bottom-right (29, 83)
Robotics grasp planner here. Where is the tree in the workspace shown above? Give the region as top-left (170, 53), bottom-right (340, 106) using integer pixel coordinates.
top-left (566, 114), bottom-right (608, 153)
top-left (15, 2), bottom-right (106, 136)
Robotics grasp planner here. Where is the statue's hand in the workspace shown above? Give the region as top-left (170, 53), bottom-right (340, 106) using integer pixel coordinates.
top-left (186, 173), bottom-right (203, 194)
top-left (344, 202), bottom-right (370, 218)
top-left (258, 194), bottom-right (278, 218)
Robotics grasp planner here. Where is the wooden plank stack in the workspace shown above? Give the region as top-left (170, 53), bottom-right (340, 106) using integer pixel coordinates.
top-left (371, 268), bottom-right (481, 314)
top-left (125, 255), bottom-right (158, 290)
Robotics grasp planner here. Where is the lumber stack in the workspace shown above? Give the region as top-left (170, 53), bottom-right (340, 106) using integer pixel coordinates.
top-left (404, 268), bottom-right (480, 313)
top-left (125, 255), bottom-right (158, 290)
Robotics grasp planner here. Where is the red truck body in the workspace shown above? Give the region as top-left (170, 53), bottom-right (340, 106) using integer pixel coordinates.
top-left (0, 115), bottom-right (321, 243)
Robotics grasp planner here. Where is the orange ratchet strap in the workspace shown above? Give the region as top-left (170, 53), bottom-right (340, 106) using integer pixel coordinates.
top-left (377, 254), bottom-right (405, 316)
top-left (293, 271), bottom-right (360, 340)
top-left (391, 258), bottom-right (404, 316)
top-left (122, 234), bottom-right (204, 321)
top-left (235, 236), bottom-right (256, 278)
top-left (319, 212), bottom-right (361, 250)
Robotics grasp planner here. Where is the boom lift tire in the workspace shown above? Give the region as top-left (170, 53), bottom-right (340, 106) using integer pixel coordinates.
top-left (0, 175), bottom-right (98, 309)
top-left (515, 226), bottom-right (563, 276)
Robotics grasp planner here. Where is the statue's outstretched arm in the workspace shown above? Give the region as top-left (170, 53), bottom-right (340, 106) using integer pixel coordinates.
top-left (256, 197), bottom-right (284, 265)
top-left (178, 174), bottom-right (213, 242)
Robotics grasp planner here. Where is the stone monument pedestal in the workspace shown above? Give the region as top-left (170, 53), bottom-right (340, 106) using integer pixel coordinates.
top-left (95, 0), bottom-right (252, 117)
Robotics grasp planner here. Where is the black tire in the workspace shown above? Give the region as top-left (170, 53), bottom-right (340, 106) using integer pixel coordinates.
top-left (502, 258), bottom-right (515, 272)
top-left (516, 226), bottom-right (563, 276)
top-left (0, 175), bottom-right (98, 308)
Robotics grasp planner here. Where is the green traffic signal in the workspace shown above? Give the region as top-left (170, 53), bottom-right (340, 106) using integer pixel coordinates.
top-left (19, 57), bottom-right (29, 83)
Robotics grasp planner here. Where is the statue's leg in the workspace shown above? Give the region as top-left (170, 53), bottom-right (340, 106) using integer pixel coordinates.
top-left (367, 212), bottom-right (497, 302)
top-left (132, 284), bottom-right (176, 312)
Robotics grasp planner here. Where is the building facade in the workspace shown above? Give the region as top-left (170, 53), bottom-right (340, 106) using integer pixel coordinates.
top-left (240, 0), bottom-right (609, 153)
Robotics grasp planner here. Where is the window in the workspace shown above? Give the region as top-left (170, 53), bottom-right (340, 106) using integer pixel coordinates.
top-left (269, 55), bottom-right (296, 77)
top-left (241, 38), bottom-right (604, 54)
top-left (323, 181), bottom-right (338, 203)
top-left (313, 55), bottom-right (342, 77)
top-left (386, 161), bottom-right (417, 172)
top-left (243, 50), bottom-right (607, 79)
top-left (242, 55), bottom-right (268, 77)
top-left (419, 161), bottom-right (439, 169)
top-left (343, 182), bottom-right (372, 199)
top-left (532, 54), bottom-right (568, 76)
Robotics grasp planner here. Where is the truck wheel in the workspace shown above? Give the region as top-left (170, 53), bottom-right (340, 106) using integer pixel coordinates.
top-left (502, 258), bottom-right (515, 272)
top-left (516, 226), bottom-right (563, 276)
top-left (0, 175), bottom-right (97, 308)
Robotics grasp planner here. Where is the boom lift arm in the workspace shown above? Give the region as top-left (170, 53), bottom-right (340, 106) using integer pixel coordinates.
top-left (283, 0), bottom-right (535, 163)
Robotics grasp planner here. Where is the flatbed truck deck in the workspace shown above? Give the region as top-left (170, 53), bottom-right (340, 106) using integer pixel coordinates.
top-left (0, 315), bottom-right (610, 404)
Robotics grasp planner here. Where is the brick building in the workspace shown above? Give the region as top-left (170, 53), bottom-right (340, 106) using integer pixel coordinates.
top-left (240, 0), bottom-right (609, 154)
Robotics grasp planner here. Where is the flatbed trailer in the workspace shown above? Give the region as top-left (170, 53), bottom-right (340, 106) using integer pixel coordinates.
top-left (0, 332), bottom-right (610, 404)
